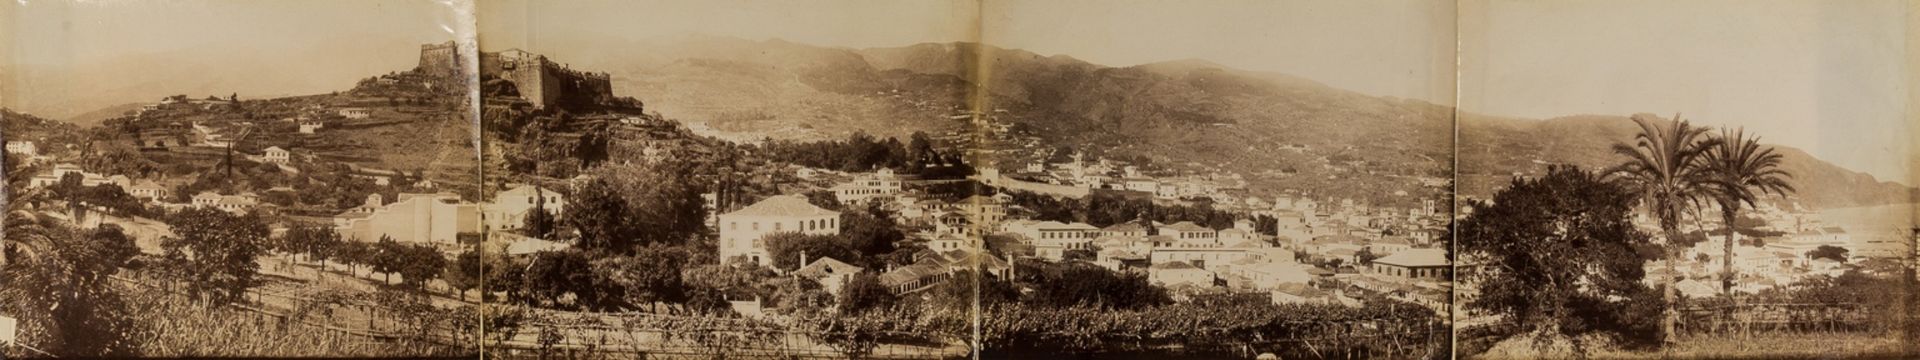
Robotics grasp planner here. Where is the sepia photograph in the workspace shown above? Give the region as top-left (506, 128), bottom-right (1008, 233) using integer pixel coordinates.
top-left (2, 0), bottom-right (482, 357)
top-left (2, 0), bottom-right (1914, 359)
top-left (1454, 0), bottom-right (1917, 359)
top-left (472, 0), bottom-right (1453, 358)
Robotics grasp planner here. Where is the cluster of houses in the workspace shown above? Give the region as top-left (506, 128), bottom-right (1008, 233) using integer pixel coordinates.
top-left (19, 160), bottom-right (264, 215)
top-left (995, 152), bottom-right (1256, 206)
top-left (700, 166), bottom-right (1456, 314)
top-left (1653, 202), bottom-right (1888, 297)
top-left (25, 163), bottom-right (131, 189)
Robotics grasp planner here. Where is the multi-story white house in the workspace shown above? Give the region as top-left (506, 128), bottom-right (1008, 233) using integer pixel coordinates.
top-left (335, 193), bottom-right (482, 246)
top-left (192, 191), bottom-right (258, 214)
top-left (5, 141), bottom-right (37, 156)
top-left (262, 146), bottom-right (291, 164)
top-left (1161, 222), bottom-right (1218, 244)
top-left (718, 195), bottom-right (840, 265)
top-left (482, 184), bottom-right (567, 231)
top-left (129, 181), bottom-right (170, 202)
top-left (831, 168), bottom-right (903, 205)
top-left (953, 194), bottom-right (1009, 226)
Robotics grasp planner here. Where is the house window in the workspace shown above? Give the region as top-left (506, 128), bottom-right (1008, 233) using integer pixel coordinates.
top-left (775, 222), bottom-right (783, 231)
top-left (753, 222), bottom-right (760, 231)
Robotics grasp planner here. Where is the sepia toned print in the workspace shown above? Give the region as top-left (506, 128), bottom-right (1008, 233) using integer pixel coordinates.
top-left (2, 0), bottom-right (482, 357)
top-left (1454, 0), bottom-right (1917, 359)
top-left (2, 0), bottom-right (1915, 359)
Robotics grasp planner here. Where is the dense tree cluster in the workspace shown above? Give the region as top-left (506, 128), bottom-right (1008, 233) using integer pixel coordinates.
top-left (1011, 260), bottom-right (1170, 310)
top-left (158, 207), bottom-right (270, 306)
top-left (759, 131), bottom-right (973, 178)
top-left (1454, 166), bottom-right (1663, 352)
top-left (277, 225), bottom-right (449, 296)
top-left (1006, 190), bottom-right (1238, 229)
top-left (1, 222), bottom-right (145, 356)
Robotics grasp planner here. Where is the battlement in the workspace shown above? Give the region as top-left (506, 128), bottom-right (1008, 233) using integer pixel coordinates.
top-left (478, 49), bottom-right (616, 109)
top-left (416, 41), bottom-right (463, 79)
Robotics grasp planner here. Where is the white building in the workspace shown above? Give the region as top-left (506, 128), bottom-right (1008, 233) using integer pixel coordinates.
top-left (5, 141), bottom-right (36, 156)
top-left (482, 184), bottom-right (567, 231)
top-left (262, 146), bottom-right (291, 164)
top-left (129, 181), bottom-right (170, 201)
top-left (926, 232), bottom-right (968, 252)
top-left (718, 195), bottom-right (840, 265)
top-left (1149, 260), bottom-right (1215, 287)
top-left (334, 193), bottom-right (482, 246)
top-left (794, 257), bottom-right (864, 296)
top-left (298, 120), bottom-right (325, 134)
top-left (1368, 248), bottom-right (1450, 281)
top-left (191, 191), bottom-right (257, 214)
top-left (1161, 222), bottom-right (1219, 244)
top-left (1123, 178), bottom-right (1159, 194)
top-left (831, 168), bottom-right (904, 205)
top-left (28, 164), bottom-right (130, 189)
top-left (338, 108), bottom-right (372, 119)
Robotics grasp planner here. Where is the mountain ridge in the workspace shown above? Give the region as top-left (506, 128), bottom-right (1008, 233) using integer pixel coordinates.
top-left (576, 36), bottom-right (1908, 209)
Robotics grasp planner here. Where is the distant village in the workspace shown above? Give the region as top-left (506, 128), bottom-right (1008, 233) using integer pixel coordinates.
top-left (709, 161), bottom-right (1457, 314)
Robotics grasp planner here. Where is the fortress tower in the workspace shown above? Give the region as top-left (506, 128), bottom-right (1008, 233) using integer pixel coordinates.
top-left (416, 41), bottom-right (463, 79)
top-left (477, 49), bottom-right (615, 109)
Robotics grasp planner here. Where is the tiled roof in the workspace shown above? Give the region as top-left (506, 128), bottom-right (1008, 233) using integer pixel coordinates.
top-left (879, 264), bottom-right (944, 286)
top-left (1372, 248), bottom-right (1449, 268)
top-left (1163, 221), bottom-right (1211, 232)
top-left (1056, 222), bottom-right (1100, 231)
top-left (794, 257), bottom-right (864, 279)
top-left (726, 195), bottom-right (838, 218)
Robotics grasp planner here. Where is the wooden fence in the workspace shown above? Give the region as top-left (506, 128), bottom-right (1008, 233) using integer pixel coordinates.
top-left (1678, 302), bottom-right (1875, 335)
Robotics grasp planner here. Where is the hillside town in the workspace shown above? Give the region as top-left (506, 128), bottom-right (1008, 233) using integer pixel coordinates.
top-left (14, 1), bottom-right (1909, 358)
top-left (0, 36), bottom-right (1455, 357)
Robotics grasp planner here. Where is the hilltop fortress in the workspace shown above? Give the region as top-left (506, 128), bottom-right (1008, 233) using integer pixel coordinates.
top-left (415, 41), bottom-right (618, 109)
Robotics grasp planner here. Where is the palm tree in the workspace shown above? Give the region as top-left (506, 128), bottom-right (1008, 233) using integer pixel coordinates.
top-left (3, 151), bottom-right (52, 269)
top-left (1606, 113), bottom-right (1721, 345)
top-left (1701, 128), bottom-right (1794, 295)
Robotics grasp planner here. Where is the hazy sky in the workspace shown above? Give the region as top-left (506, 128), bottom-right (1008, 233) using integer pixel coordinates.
top-left (1461, 0), bottom-right (1914, 183)
top-left (985, 0), bottom-right (1457, 104)
top-left (3, 0), bottom-right (470, 117)
top-left (477, 0), bottom-right (977, 56)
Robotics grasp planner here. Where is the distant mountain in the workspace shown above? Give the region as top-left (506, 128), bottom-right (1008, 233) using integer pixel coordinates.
top-left (552, 36), bottom-right (974, 141)
top-left (1458, 114), bottom-right (1916, 209)
top-left (561, 37), bottom-right (1909, 208)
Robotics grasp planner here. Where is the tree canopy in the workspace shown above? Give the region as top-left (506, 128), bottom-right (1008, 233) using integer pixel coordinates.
top-left (160, 207), bottom-right (269, 305)
top-left (1455, 165), bottom-right (1662, 351)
